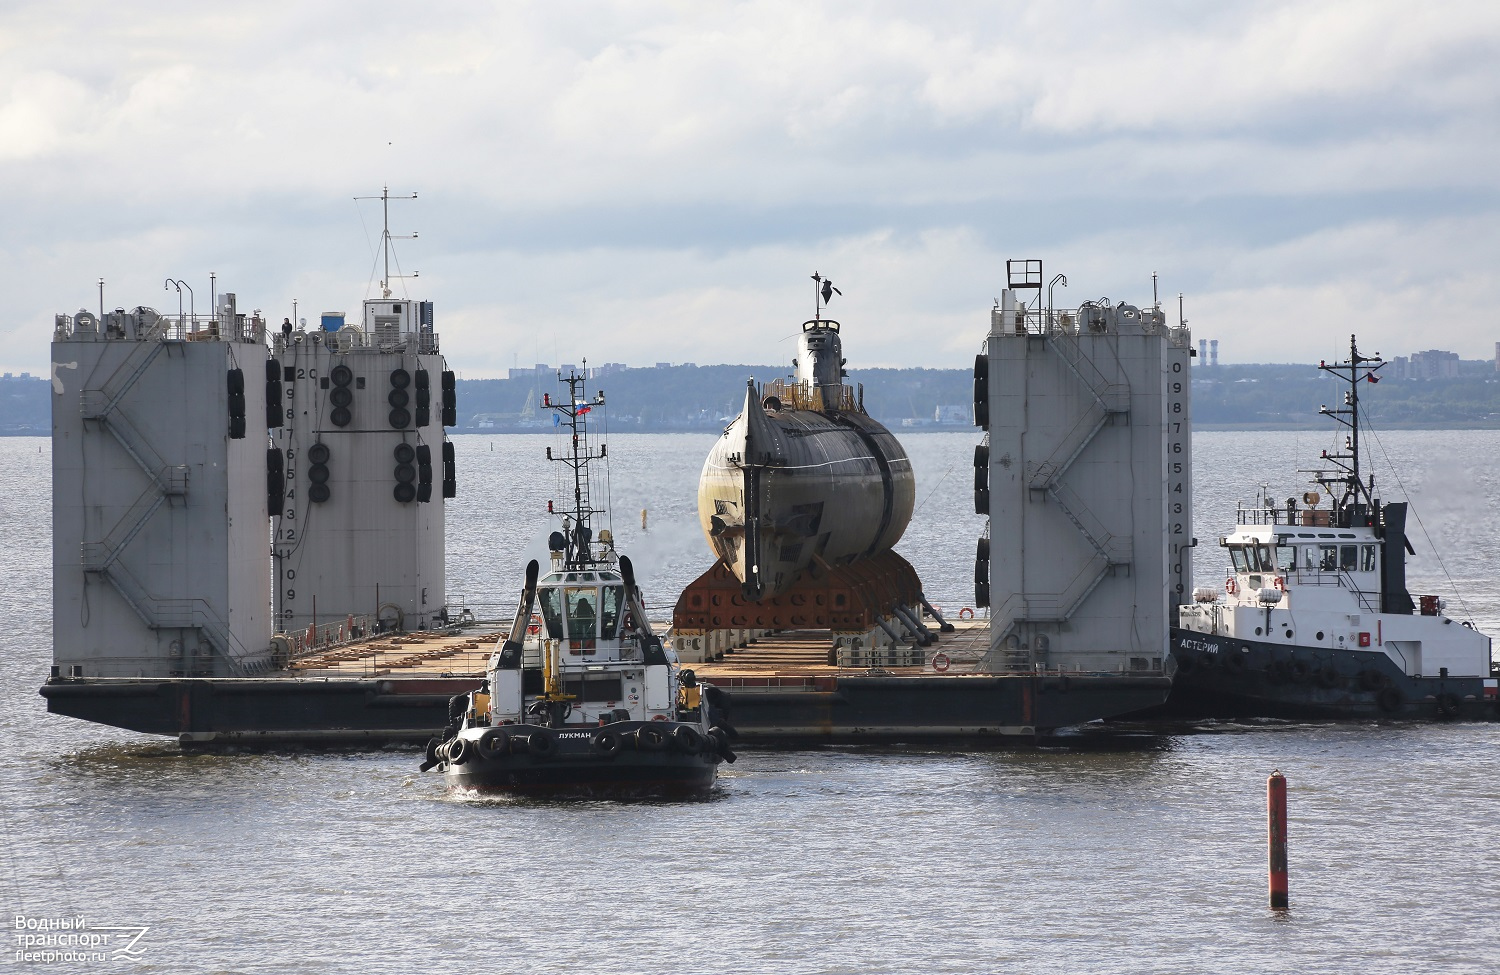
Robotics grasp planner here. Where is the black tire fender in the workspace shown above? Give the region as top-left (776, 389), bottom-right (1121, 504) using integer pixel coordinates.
top-left (636, 726), bottom-right (669, 752)
top-left (672, 725), bottom-right (704, 754)
top-left (476, 728), bottom-right (509, 761)
top-left (525, 730), bottom-right (556, 758)
top-left (593, 731), bottom-right (623, 758)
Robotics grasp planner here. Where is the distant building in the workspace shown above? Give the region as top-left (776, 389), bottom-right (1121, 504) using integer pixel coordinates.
top-left (507, 363), bottom-right (550, 380)
top-left (934, 404), bottom-right (969, 424)
top-left (1391, 350), bottom-right (1460, 380)
top-left (1494, 342), bottom-right (1499, 372)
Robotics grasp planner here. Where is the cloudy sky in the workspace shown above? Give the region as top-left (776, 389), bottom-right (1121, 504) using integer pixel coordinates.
top-left (3, 0), bottom-right (1497, 377)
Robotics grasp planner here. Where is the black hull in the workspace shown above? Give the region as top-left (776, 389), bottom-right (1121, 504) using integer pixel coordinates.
top-left (711, 673), bottom-right (1172, 740)
top-left (40, 671), bottom-right (1171, 747)
top-left (445, 755), bottom-right (718, 798)
top-left (1138, 629), bottom-right (1499, 722)
top-left (440, 723), bottom-right (719, 798)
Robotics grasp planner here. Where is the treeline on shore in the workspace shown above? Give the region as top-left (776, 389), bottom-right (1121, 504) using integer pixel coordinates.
top-left (5, 359), bottom-right (1500, 434)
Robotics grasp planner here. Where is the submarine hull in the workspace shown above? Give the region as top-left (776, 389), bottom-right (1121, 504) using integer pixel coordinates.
top-left (699, 384), bottom-right (915, 601)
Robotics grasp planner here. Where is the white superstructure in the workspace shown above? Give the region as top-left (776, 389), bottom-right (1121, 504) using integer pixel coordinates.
top-left (1178, 505), bottom-right (1490, 679)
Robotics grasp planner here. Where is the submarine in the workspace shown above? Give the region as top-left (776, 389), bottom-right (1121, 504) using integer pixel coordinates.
top-left (697, 275), bottom-right (916, 601)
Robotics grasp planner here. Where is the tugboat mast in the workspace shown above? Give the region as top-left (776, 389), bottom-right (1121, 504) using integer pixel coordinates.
top-left (1311, 334), bottom-right (1385, 523)
top-left (544, 364), bottom-right (608, 568)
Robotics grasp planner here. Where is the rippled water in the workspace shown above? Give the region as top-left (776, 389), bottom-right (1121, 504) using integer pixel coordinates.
top-left (5, 430), bottom-right (1499, 974)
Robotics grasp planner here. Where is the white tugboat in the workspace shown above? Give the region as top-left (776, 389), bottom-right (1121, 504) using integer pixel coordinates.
top-left (424, 370), bottom-right (735, 795)
top-left (1166, 336), bottom-right (1498, 720)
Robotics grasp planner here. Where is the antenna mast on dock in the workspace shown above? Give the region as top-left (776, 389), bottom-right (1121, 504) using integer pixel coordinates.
top-left (354, 186), bottom-right (419, 298)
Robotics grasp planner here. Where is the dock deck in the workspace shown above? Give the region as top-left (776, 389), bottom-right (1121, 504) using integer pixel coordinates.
top-left (282, 620), bottom-right (995, 681)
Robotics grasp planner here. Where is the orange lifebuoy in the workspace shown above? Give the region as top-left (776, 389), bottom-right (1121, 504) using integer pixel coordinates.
top-left (527, 613), bottom-right (541, 636)
top-left (1273, 576), bottom-right (1286, 591)
top-left (932, 653), bottom-right (951, 672)
top-left (652, 714), bottom-right (668, 721)
top-left (958, 607), bottom-right (975, 620)
top-left (1225, 578), bottom-right (1238, 595)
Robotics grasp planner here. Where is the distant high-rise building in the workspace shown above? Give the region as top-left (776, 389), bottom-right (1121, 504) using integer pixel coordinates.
top-left (1210, 339), bottom-right (1219, 367)
top-left (1198, 339), bottom-right (1207, 363)
top-left (1494, 342), bottom-right (1499, 372)
top-left (1409, 350), bottom-right (1460, 379)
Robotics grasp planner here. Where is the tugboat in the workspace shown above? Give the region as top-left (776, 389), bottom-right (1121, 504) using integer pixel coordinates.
top-left (1166, 336), bottom-right (1497, 720)
top-left (424, 370), bottom-right (735, 795)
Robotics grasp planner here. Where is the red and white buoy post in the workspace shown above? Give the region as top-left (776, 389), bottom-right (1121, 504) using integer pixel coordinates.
top-left (1267, 770), bottom-right (1289, 909)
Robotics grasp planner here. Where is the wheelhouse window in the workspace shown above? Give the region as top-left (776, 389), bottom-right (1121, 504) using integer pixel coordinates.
top-left (1362, 544), bottom-right (1378, 572)
top-left (1301, 546), bottom-right (1320, 571)
top-left (1276, 546), bottom-right (1296, 572)
top-left (1318, 545), bottom-right (1338, 571)
top-left (599, 585), bottom-right (623, 639)
top-left (566, 587), bottom-right (598, 639)
top-left (538, 588), bottom-right (564, 638)
top-left (1255, 544), bottom-right (1273, 572)
top-left (1340, 545), bottom-right (1358, 571)
top-left (1229, 547), bottom-right (1249, 573)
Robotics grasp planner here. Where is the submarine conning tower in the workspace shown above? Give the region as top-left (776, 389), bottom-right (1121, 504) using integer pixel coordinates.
top-left (974, 259), bottom-right (1193, 675)
top-left (676, 275), bottom-right (937, 663)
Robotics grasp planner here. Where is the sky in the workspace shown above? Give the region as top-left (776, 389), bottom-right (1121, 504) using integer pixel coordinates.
top-left (3, 0), bottom-right (1498, 377)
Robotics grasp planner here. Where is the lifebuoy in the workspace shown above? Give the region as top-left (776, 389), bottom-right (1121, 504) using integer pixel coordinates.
top-left (527, 614), bottom-right (541, 636)
top-left (1273, 576), bottom-right (1286, 591)
top-left (932, 652), bottom-right (951, 672)
top-left (1225, 578), bottom-right (1238, 595)
top-left (958, 607), bottom-right (975, 620)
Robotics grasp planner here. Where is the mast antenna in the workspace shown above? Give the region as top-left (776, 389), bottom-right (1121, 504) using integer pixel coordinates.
top-left (354, 186), bottom-right (419, 298)
top-left (1303, 334), bottom-right (1385, 520)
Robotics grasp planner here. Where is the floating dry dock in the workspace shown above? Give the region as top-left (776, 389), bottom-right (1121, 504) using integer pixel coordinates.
top-left (42, 620), bottom-right (1169, 746)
